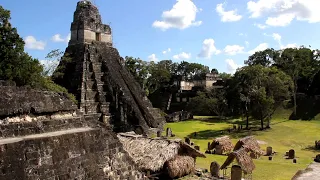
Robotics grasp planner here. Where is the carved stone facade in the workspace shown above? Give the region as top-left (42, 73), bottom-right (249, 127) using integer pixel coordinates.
top-left (53, 0), bottom-right (165, 134)
top-left (69, 1), bottom-right (112, 45)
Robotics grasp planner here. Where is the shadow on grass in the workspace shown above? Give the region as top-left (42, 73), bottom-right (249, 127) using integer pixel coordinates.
top-left (193, 116), bottom-right (263, 127)
top-left (302, 145), bottom-right (320, 153)
top-left (186, 128), bottom-right (262, 140)
top-left (289, 95), bottom-right (320, 121)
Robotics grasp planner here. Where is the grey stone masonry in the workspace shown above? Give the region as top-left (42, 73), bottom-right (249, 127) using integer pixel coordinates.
top-left (53, 0), bottom-right (165, 134)
top-left (0, 83), bottom-right (146, 180)
top-left (69, 0), bottom-right (112, 45)
top-left (0, 122), bottom-right (146, 180)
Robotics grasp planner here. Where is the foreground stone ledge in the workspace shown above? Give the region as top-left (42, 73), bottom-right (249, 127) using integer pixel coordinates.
top-left (0, 85), bottom-right (77, 117)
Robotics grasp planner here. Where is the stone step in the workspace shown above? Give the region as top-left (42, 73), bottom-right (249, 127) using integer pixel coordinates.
top-left (97, 84), bottom-right (106, 92)
top-left (0, 117), bottom-right (86, 138)
top-left (85, 80), bottom-right (96, 89)
top-left (97, 94), bottom-right (107, 102)
top-left (84, 104), bottom-right (100, 114)
top-left (100, 103), bottom-right (110, 115)
top-left (94, 77), bottom-right (103, 84)
top-left (91, 62), bottom-right (102, 67)
top-left (85, 90), bottom-right (98, 100)
top-left (0, 127), bottom-right (95, 145)
top-left (91, 63), bottom-right (103, 72)
top-left (84, 113), bottom-right (102, 121)
top-left (85, 72), bottom-right (94, 79)
top-left (94, 72), bottom-right (104, 78)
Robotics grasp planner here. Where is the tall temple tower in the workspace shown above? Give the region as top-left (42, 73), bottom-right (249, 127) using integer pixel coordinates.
top-left (53, 0), bottom-right (165, 134)
top-left (69, 0), bottom-right (112, 45)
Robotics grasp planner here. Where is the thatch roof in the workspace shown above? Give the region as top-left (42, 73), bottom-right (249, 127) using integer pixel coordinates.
top-left (164, 155), bottom-right (195, 178)
top-left (220, 147), bottom-right (255, 173)
top-left (117, 132), bottom-right (206, 172)
top-left (210, 136), bottom-right (234, 152)
top-left (233, 136), bottom-right (264, 156)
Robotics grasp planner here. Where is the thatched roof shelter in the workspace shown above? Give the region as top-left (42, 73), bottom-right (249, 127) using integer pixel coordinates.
top-left (209, 136), bottom-right (234, 153)
top-left (233, 136), bottom-right (264, 156)
top-left (220, 147), bottom-right (255, 174)
top-left (117, 132), bottom-right (206, 173)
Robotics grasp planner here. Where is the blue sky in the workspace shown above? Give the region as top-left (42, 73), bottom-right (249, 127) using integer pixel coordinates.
top-left (2, 0), bottom-right (320, 73)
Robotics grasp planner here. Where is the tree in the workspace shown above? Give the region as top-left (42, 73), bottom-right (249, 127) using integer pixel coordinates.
top-left (233, 65), bottom-right (293, 129)
top-left (274, 47), bottom-right (319, 116)
top-left (43, 49), bottom-right (64, 76)
top-left (0, 5), bottom-right (43, 87)
top-left (187, 88), bottom-right (228, 118)
top-left (124, 56), bottom-right (149, 92)
top-left (145, 60), bottom-right (172, 95)
top-left (245, 48), bottom-right (279, 67)
top-left (207, 88), bottom-right (228, 119)
top-left (219, 72), bottom-right (232, 80)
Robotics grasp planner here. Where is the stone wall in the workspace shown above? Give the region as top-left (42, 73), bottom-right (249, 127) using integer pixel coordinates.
top-left (0, 85), bottom-right (146, 180)
top-left (165, 111), bottom-right (193, 122)
top-left (0, 121), bottom-right (145, 180)
top-left (0, 85), bottom-right (76, 118)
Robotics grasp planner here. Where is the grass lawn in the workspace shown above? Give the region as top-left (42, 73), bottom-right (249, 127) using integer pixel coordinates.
top-left (165, 111), bottom-right (320, 180)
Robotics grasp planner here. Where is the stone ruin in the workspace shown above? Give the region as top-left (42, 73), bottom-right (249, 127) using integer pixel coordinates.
top-left (0, 84), bottom-right (145, 179)
top-left (0, 1), bottom-right (168, 179)
top-left (52, 0), bottom-right (165, 135)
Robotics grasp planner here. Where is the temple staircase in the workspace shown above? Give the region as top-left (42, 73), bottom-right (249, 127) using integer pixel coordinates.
top-left (80, 46), bottom-right (111, 124)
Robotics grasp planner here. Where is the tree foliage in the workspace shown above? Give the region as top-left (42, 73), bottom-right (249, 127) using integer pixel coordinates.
top-left (232, 65), bottom-right (293, 129)
top-left (245, 47), bottom-right (320, 116)
top-left (0, 5), bottom-right (43, 87)
top-left (124, 58), bottom-right (210, 96)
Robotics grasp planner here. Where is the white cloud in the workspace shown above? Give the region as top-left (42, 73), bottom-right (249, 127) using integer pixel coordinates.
top-left (152, 0), bottom-right (202, 31)
top-left (173, 52), bottom-right (191, 60)
top-left (224, 45), bottom-right (245, 55)
top-left (162, 48), bottom-right (171, 54)
top-left (51, 33), bottom-right (70, 43)
top-left (248, 43), bottom-right (269, 54)
top-left (198, 39), bottom-right (221, 59)
top-left (265, 14), bottom-right (295, 27)
top-left (264, 32), bottom-right (298, 49)
top-left (148, 54), bottom-right (158, 62)
top-left (247, 0), bottom-right (320, 27)
top-left (245, 41), bottom-right (250, 47)
top-left (24, 36), bottom-right (46, 50)
top-left (239, 33), bottom-right (247, 36)
top-left (254, 23), bottom-right (267, 29)
top-left (272, 33), bottom-right (282, 44)
top-left (51, 34), bottom-right (64, 42)
top-left (226, 59), bottom-right (241, 74)
top-left (216, 3), bottom-right (242, 22)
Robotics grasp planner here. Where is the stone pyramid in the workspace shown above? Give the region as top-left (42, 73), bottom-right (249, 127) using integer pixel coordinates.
top-left (53, 0), bottom-right (165, 134)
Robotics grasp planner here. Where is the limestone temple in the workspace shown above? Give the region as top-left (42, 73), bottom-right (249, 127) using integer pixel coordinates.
top-left (0, 1), bottom-right (166, 179)
top-left (52, 0), bottom-right (165, 134)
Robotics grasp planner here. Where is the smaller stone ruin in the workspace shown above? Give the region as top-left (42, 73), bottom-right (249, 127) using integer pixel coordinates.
top-left (165, 111), bottom-right (193, 122)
